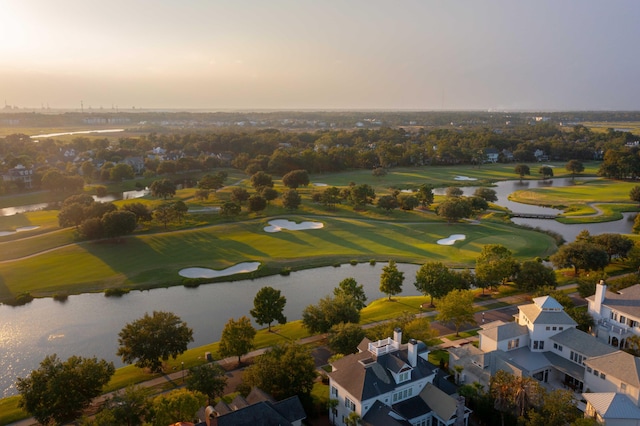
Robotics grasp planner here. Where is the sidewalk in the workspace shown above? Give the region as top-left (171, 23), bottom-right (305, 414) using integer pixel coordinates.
top-left (7, 284), bottom-right (578, 426)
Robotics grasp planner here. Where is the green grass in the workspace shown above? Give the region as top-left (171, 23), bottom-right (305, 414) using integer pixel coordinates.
top-left (0, 395), bottom-right (27, 425)
top-left (360, 296), bottom-right (430, 324)
top-left (0, 217), bottom-right (557, 300)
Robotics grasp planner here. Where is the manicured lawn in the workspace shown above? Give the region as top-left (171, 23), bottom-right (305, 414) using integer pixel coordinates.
top-left (509, 178), bottom-right (638, 206)
top-left (0, 395), bottom-right (27, 425)
top-left (360, 296), bottom-right (431, 324)
top-left (0, 216), bottom-right (557, 299)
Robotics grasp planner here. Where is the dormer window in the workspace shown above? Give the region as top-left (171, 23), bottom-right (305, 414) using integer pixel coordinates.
top-left (399, 371), bottom-right (410, 382)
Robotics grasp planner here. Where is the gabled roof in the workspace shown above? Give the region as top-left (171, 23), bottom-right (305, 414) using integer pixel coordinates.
top-left (583, 392), bottom-right (640, 419)
top-left (216, 401), bottom-right (293, 426)
top-left (420, 383), bottom-right (458, 422)
top-left (519, 303), bottom-right (577, 326)
top-left (588, 284), bottom-right (640, 318)
top-left (586, 351), bottom-right (640, 387)
top-left (478, 321), bottom-right (528, 342)
top-left (533, 296), bottom-right (564, 311)
top-left (329, 341), bottom-right (436, 401)
top-left (361, 400), bottom-right (411, 426)
top-left (213, 388), bottom-right (306, 426)
top-left (550, 327), bottom-right (618, 358)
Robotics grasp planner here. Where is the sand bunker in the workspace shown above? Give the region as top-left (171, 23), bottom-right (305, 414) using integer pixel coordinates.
top-left (179, 262), bottom-right (261, 278)
top-left (454, 176), bottom-right (478, 181)
top-left (0, 226), bottom-right (40, 237)
top-left (188, 207), bottom-right (220, 213)
top-left (437, 234), bottom-right (466, 245)
top-left (400, 189), bottom-right (414, 193)
top-left (313, 183), bottom-right (328, 187)
top-left (264, 219), bottom-right (324, 233)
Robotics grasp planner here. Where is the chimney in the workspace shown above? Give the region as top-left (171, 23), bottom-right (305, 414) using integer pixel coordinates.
top-left (408, 339), bottom-right (418, 367)
top-left (594, 280), bottom-right (607, 316)
top-left (393, 327), bottom-right (402, 344)
top-left (454, 395), bottom-right (467, 426)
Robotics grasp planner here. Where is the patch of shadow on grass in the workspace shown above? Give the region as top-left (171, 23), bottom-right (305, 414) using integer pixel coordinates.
top-left (262, 229), bottom-right (315, 247)
top-left (0, 275), bottom-right (14, 303)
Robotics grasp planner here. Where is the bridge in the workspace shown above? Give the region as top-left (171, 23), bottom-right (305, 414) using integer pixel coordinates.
top-left (510, 213), bottom-right (558, 220)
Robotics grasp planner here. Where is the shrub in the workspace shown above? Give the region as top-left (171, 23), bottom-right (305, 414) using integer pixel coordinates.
top-left (350, 260), bottom-right (358, 266)
top-left (370, 259), bottom-right (376, 265)
top-left (104, 288), bottom-right (130, 297)
top-left (53, 293), bottom-right (69, 302)
top-left (280, 267), bottom-right (292, 276)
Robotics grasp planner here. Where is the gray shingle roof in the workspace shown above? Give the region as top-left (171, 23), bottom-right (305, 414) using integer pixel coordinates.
top-left (586, 351), bottom-right (640, 387)
top-left (519, 303), bottom-right (577, 326)
top-left (550, 327), bottom-right (618, 357)
top-left (329, 344), bottom-right (436, 401)
top-left (361, 400), bottom-right (412, 426)
top-left (479, 321), bottom-right (528, 342)
top-left (594, 284), bottom-right (640, 318)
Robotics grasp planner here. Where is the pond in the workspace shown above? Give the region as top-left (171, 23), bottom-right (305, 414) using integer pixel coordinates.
top-left (0, 262), bottom-right (422, 397)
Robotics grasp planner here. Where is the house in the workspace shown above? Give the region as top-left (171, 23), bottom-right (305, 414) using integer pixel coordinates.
top-left (199, 387), bottom-right (306, 426)
top-left (328, 328), bottom-right (471, 426)
top-left (449, 294), bottom-right (640, 425)
top-left (484, 148), bottom-right (499, 163)
top-left (2, 164), bottom-right (34, 189)
top-left (533, 149), bottom-right (548, 162)
top-left (123, 156), bottom-right (145, 174)
top-left (587, 281), bottom-right (640, 348)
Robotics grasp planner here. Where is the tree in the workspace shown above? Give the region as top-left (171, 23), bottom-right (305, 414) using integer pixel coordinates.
top-left (398, 194), bottom-right (419, 210)
top-left (250, 286), bottom-right (287, 331)
top-left (445, 186), bottom-right (464, 197)
top-left (380, 260), bottom-right (404, 300)
top-left (417, 183), bottom-right (434, 208)
top-left (172, 200), bottom-right (189, 222)
top-left (515, 260), bottom-right (557, 291)
top-left (282, 169), bottom-right (310, 188)
top-left (514, 164), bottom-right (530, 182)
top-left (592, 233), bottom-right (634, 262)
top-left (79, 216), bottom-right (105, 239)
top-left (218, 316), bottom-right (256, 364)
top-left (41, 169), bottom-right (64, 192)
top-left (631, 185), bottom-right (640, 203)
top-left (473, 187), bottom-right (498, 202)
top-left (230, 187), bottom-right (250, 204)
top-left (260, 187), bottom-right (279, 204)
top-left (16, 354), bottom-right (115, 425)
top-left (414, 261), bottom-right (456, 306)
top-left (122, 202), bottom-right (153, 223)
top-left (244, 343), bottom-right (316, 401)
top-left (347, 183), bottom-right (375, 209)
top-left (247, 194), bottom-right (267, 213)
top-left (302, 294), bottom-right (360, 334)
top-left (436, 197), bottom-right (472, 222)
top-left (109, 163), bottom-right (134, 181)
top-left (469, 196), bottom-right (489, 213)
top-left (320, 186), bottom-right (342, 209)
top-left (282, 188), bottom-right (302, 210)
top-left (58, 202), bottom-right (88, 228)
top-left (490, 370), bottom-right (543, 426)
top-left (345, 412), bottom-right (362, 426)
top-left (102, 385), bottom-right (151, 426)
top-left (153, 202), bottom-right (177, 229)
top-left (220, 201), bottom-right (241, 216)
top-left (334, 277), bottom-right (367, 311)
top-left (377, 194), bottom-right (398, 212)
top-left (475, 244), bottom-right (517, 290)
top-left (566, 159), bottom-right (584, 181)
top-left (102, 210), bottom-right (137, 238)
top-left (149, 389), bottom-right (205, 426)
top-left (327, 322), bottom-right (366, 355)
top-left (526, 389), bottom-right (583, 426)
top-left (194, 188), bottom-right (210, 200)
top-left (250, 171), bottom-right (274, 190)
top-left (435, 289), bottom-right (476, 336)
top-left (198, 172), bottom-right (226, 190)
top-left (186, 363), bottom-right (227, 406)
top-left (117, 311), bottom-right (194, 373)
top-left (550, 241), bottom-right (609, 276)
top-left (538, 165), bottom-right (554, 181)
top-left (149, 179), bottom-right (176, 199)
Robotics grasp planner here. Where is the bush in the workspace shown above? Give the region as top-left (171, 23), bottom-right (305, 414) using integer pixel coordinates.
top-left (280, 267), bottom-right (292, 276)
top-left (104, 288), bottom-right (130, 297)
top-left (369, 259), bottom-right (376, 265)
top-left (53, 293), bottom-right (69, 302)
top-left (183, 279), bottom-right (201, 288)
top-left (6, 292), bottom-right (34, 306)
top-left (350, 260), bottom-right (358, 265)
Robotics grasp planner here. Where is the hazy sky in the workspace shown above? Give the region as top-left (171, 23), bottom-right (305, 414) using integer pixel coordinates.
top-left (2, 1), bottom-right (640, 111)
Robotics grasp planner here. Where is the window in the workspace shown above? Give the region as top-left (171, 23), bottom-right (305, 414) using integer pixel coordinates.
top-left (600, 373), bottom-right (606, 379)
top-left (559, 327), bottom-right (564, 330)
top-left (593, 370), bottom-right (599, 376)
top-left (345, 397), bottom-right (355, 411)
top-left (553, 343), bottom-right (557, 349)
top-left (622, 383), bottom-right (627, 391)
top-left (533, 340), bottom-right (544, 350)
top-left (552, 326), bottom-right (557, 331)
top-left (508, 339), bottom-right (519, 350)
top-left (331, 386), bottom-right (338, 397)
top-left (546, 326), bottom-right (550, 331)
top-left (587, 367), bottom-right (592, 373)
top-left (621, 316), bottom-right (626, 324)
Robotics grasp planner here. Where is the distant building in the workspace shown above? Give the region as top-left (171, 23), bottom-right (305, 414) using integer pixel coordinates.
top-left (3, 164), bottom-right (34, 189)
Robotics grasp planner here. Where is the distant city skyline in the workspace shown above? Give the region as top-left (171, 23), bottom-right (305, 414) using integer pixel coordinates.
top-left (2, 1), bottom-right (640, 111)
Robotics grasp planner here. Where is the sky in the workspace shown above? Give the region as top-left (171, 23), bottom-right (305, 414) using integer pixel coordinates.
top-left (1, 0), bottom-right (640, 111)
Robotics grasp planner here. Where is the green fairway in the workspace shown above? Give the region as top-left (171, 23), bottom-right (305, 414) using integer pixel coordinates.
top-left (0, 216), bottom-right (557, 299)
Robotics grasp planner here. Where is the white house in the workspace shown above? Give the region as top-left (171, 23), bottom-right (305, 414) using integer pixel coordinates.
top-left (328, 328), bottom-right (470, 426)
top-left (449, 295), bottom-right (640, 425)
top-left (587, 281), bottom-right (640, 348)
